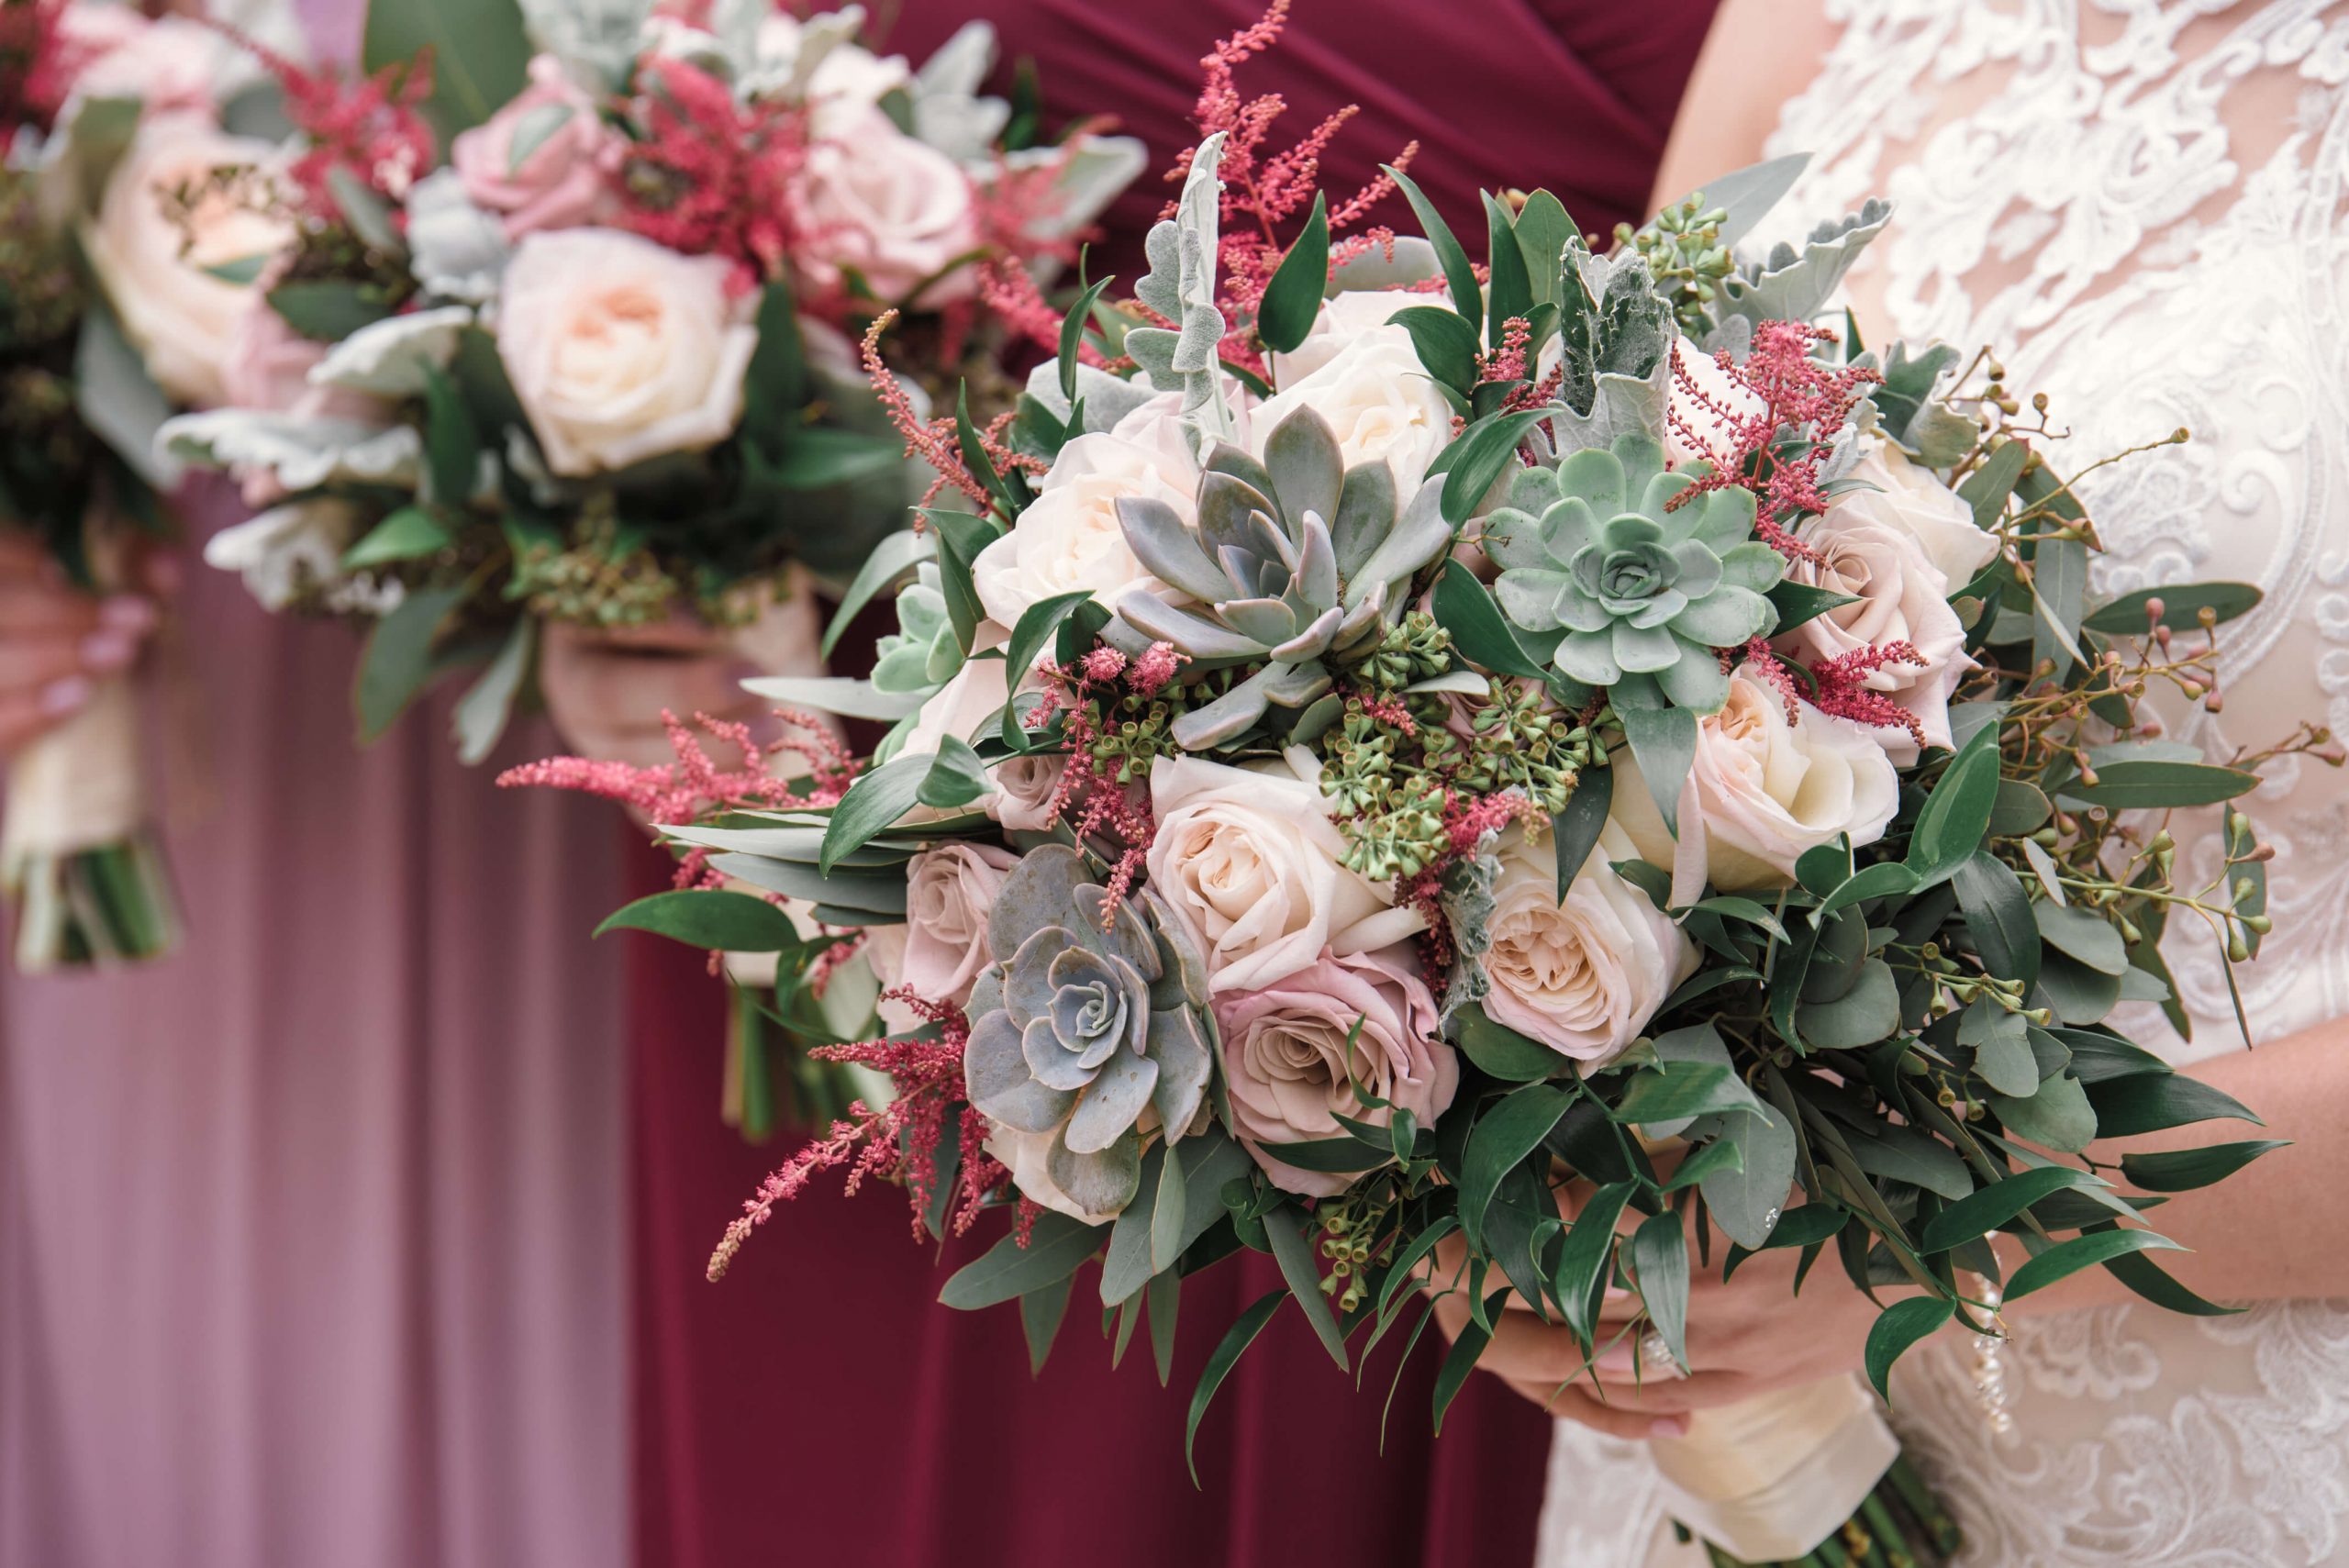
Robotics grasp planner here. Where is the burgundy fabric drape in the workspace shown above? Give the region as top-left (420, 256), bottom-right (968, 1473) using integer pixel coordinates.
top-left (631, 5), bottom-right (1720, 1564)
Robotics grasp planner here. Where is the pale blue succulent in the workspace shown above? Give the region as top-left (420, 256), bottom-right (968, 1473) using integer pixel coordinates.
top-left (869, 561), bottom-right (960, 695)
top-left (1484, 433), bottom-right (1778, 712)
top-left (1108, 406), bottom-right (1451, 749)
top-left (963, 845), bottom-right (1214, 1216)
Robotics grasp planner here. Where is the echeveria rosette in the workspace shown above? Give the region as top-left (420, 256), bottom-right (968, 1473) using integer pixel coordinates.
top-left (870, 561), bottom-right (960, 697)
top-left (1485, 433), bottom-right (1779, 712)
top-left (963, 845), bottom-right (1215, 1217)
top-left (1108, 406), bottom-right (1452, 750)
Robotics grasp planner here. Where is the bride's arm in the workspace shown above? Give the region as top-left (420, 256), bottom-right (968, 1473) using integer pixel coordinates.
top-left (1644, 0), bottom-right (1839, 217)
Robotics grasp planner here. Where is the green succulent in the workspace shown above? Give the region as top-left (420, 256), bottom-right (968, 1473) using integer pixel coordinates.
top-left (962, 845), bottom-right (1214, 1217)
top-left (1108, 406), bottom-right (1453, 750)
top-left (1483, 432), bottom-right (1778, 712)
top-left (869, 561), bottom-right (961, 695)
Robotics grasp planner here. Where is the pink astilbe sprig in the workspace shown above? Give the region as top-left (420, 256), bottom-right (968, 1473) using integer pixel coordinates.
top-left (1667, 320), bottom-right (1881, 560)
top-left (615, 58), bottom-right (808, 294)
top-left (207, 19), bottom-right (434, 212)
top-left (1024, 646), bottom-right (1187, 916)
top-left (1807, 639), bottom-right (1929, 743)
top-left (498, 706), bottom-right (858, 890)
top-left (861, 311), bottom-right (991, 507)
top-left (1739, 636), bottom-right (1809, 723)
top-left (1165, 0), bottom-right (1419, 364)
top-left (707, 999), bottom-right (1014, 1278)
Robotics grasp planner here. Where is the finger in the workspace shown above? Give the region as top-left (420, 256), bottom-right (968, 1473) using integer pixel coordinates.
top-left (1547, 1385), bottom-right (1690, 1442)
top-left (0, 584), bottom-right (153, 641)
top-left (551, 616), bottom-right (737, 657)
top-left (0, 633), bottom-right (124, 692)
top-left (0, 679), bottom-right (91, 755)
top-left (1582, 1369), bottom-right (1759, 1416)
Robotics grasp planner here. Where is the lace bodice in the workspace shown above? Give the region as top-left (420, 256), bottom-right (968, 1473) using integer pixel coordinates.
top-left (1539, 3), bottom-right (2349, 1563)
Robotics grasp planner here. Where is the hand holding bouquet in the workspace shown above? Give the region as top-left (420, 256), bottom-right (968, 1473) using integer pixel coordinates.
top-left (162, 0), bottom-right (1143, 762)
top-left (0, 0), bottom-right (297, 969)
top-left (544, 7), bottom-right (2332, 1562)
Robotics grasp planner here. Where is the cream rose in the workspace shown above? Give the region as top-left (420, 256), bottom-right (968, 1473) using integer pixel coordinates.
top-left (1664, 334), bottom-right (1767, 471)
top-left (1834, 443), bottom-right (2002, 587)
top-left (496, 228), bottom-right (757, 475)
top-left (66, 15), bottom-right (259, 117)
top-left (1482, 820), bottom-right (1697, 1067)
top-left (1148, 748), bottom-right (1425, 994)
top-left (451, 55), bottom-right (615, 238)
top-left (1613, 670), bottom-right (1903, 899)
top-left (1252, 326), bottom-right (1452, 503)
top-left (971, 429), bottom-right (1197, 628)
top-left (83, 116), bottom-right (293, 407)
top-left (1213, 945), bottom-right (1458, 1197)
top-left (1267, 287), bottom-right (1443, 384)
top-left (1775, 506), bottom-right (1972, 759)
top-left (897, 841), bottom-right (1019, 1006)
top-left (790, 106), bottom-right (980, 305)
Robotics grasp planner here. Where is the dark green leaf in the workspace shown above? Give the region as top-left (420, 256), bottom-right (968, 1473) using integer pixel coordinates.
top-left (1987, 779), bottom-right (2052, 837)
top-left (1264, 1206), bottom-right (1349, 1370)
top-left (1185, 1290), bottom-right (1286, 1485)
top-left (1907, 719), bottom-right (2002, 882)
top-left (1384, 165), bottom-right (1481, 326)
top-left (362, 0), bottom-right (529, 142)
top-left (1554, 1182), bottom-right (1633, 1343)
top-left (419, 363), bottom-right (480, 509)
top-left (354, 583), bottom-right (468, 743)
top-left (1483, 192), bottom-right (1533, 350)
top-left (822, 529), bottom-right (933, 658)
top-left (818, 752), bottom-right (932, 872)
top-left (341, 506), bottom-right (452, 570)
top-left (1257, 1137), bottom-right (1395, 1173)
top-left (1431, 1289), bottom-right (1509, 1432)
top-left (1816, 862), bottom-right (1920, 920)
top-left (2006, 1229), bottom-right (2182, 1301)
top-left (939, 1211), bottom-right (1107, 1309)
top-left (2101, 1247), bottom-right (2240, 1317)
top-left (1766, 579), bottom-right (1862, 634)
top-left (1697, 1104), bottom-right (1798, 1250)
top-left (1020, 1273), bottom-right (1073, 1374)
top-left (1957, 439), bottom-right (2030, 531)
top-left (1058, 274), bottom-right (1115, 405)
top-left (2029, 533), bottom-right (2088, 680)
top-left (1953, 850), bottom-right (2041, 992)
top-left (1631, 1210), bottom-right (1691, 1371)
top-left (594, 888), bottom-right (799, 951)
top-left (2059, 761), bottom-right (2261, 810)
top-left (915, 736), bottom-right (991, 809)
top-left (1919, 1166), bottom-right (2099, 1253)
top-left (1459, 1084), bottom-right (1575, 1245)
top-left (1439, 409), bottom-right (1544, 528)
top-left (2033, 903), bottom-right (2129, 975)
top-left (267, 278), bottom-right (395, 341)
top-left (763, 427), bottom-right (901, 492)
top-left (451, 614), bottom-right (534, 765)
top-left (1394, 306), bottom-right (1483, 395)
top-left (2087, 1073), bottom-right (2263, 1139)
top-left (1147, 1269), bottom-right (1183, 1385)
top-left (1609, 1061), bottom-right (1765, 1124)
top-left (1991, 1070), bottom-right (2099, 1151)
top-left (2084, 582), bottom-right (2262, 635)
top-left (2120, 1140), bottom-right (2288, 1193)
top-left (1619, 706), bottom-right (1699, 839)
top-left (1550, 767), bottom-right (1615, 902)
top-left (1795, 958), bottom-right (1902, 1050)
top-left (998, 590), bottom-right (1097, 746)
top-left (1513, 190), bottom-right (1577, 307)
top-left (1431, 558), bottom-right (1553, 681)
top-left (1257, 193), bottom-right (1330, 354)
top-left (1865, 1296), bottom-right (1955, 1399)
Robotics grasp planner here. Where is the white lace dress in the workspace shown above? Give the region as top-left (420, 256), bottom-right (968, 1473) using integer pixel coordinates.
top-left (1537, 3), bottom-right (2349, 1563)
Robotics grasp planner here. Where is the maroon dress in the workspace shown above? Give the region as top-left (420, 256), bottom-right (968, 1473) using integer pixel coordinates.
top-left (629, 5), bottom-right (1720, 1564)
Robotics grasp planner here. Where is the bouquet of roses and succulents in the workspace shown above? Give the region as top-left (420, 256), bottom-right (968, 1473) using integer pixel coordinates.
top-left (161, 0), bottom-right (1142, 762)
top-left (0, 0), bottom-right (306, 969)
top-left (551, 7), bottom-right (2328, 1562)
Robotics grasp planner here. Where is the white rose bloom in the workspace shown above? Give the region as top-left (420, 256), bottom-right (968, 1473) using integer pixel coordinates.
top-left (495, 228), bottom-right (757, 476)
top-left (1147, 747), bottom-right (1425, 994)
top-left (1480, 821), bottom-right (1698, 1067)
top-left (82, 116), bottom-right (292, 408)
top-left (1834, 442), bottom-right (2002, 586)
top-left (203, 500), bottom-right (403, 617)
top-left (1613, 669), bottom-right (1903, 900)
top-left (755, 15), bottom-right (911, 134)
top-left (1663, 334), bottom-right (1767, 471)
top-left (1268, 287), bottom-right (1445, 384)
top-left (1251, 326), bottom-right (1453, 505)
top-left (971, 430), bottom-right (1198, 629)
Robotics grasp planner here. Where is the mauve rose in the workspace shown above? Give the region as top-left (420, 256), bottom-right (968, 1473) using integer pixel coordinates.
top-left (1613, 668), bottom-right (1902, 901)
top-left (1481, 820), bottom-right (1696, 1067)
top-left (220, 300), bottom-right (384, 421)
top-left (1149, 748), bottom-right (1424, 995)
top-left (496, 228), bottom-right (756, 475)
top-left (1775, 505), bottom-right (1972, 760)
top-left (897, 842), bottom-right (1019, 1006)
top-left (451, 55), bottom-right (614, 238)
top-left (986, 753), bottom-right (1066, 833)
top-left (1213, 945), bottom-right (1457, 1197)
top-left (790, 105), bottom-right (980, 305)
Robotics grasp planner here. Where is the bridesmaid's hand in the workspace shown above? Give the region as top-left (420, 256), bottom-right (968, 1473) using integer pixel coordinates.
top-left (0, 535), bottom-right (166, 759)
top-left (539, 617), bottom-right (772, 773)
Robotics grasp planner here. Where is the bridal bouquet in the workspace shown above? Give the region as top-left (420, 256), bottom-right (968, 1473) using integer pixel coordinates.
top-left (0, 0), bottom-right (299, 968)
top-left (551, 7), bottom-right (2323, 1562)
top-left (161, 0), bottom-right (1142, 761)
